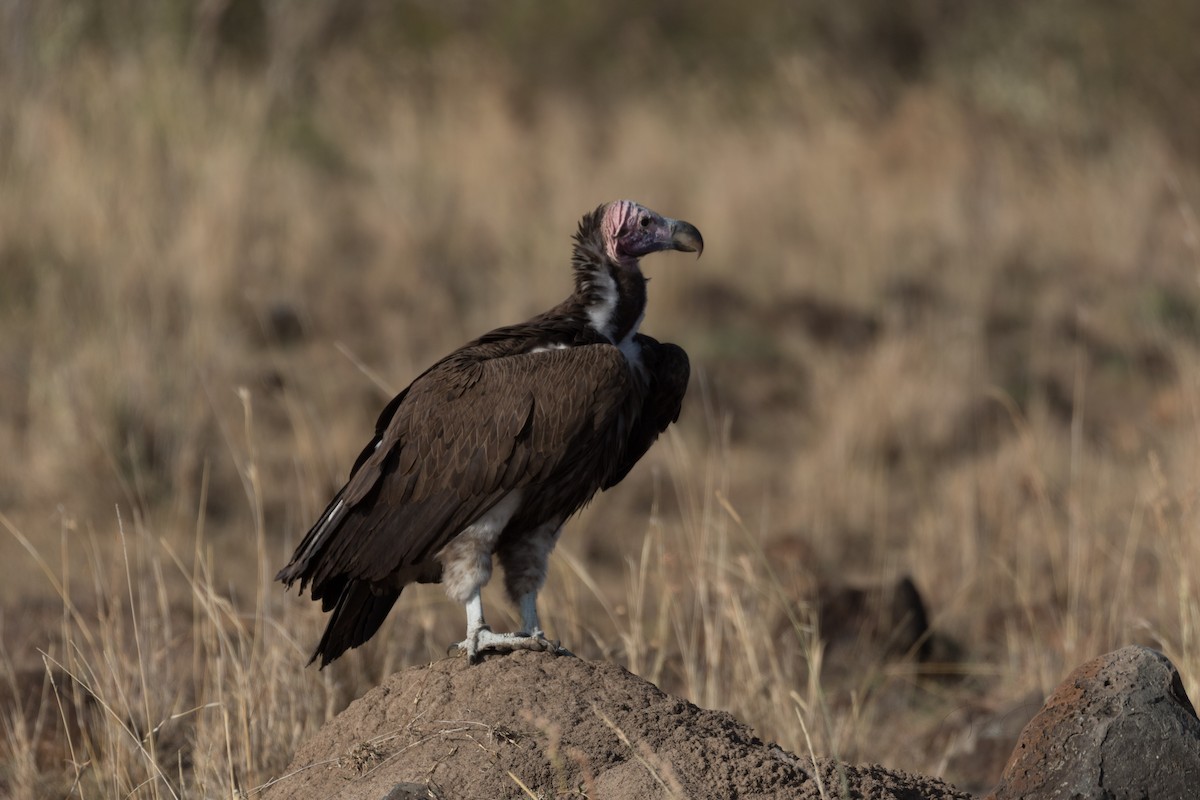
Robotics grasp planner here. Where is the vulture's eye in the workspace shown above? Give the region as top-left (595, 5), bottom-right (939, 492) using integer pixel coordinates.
top-left (639, 215), bottom-right (651, 228)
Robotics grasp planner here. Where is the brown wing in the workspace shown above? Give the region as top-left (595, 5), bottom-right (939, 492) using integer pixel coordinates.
top-left (602, 337), bottom-right (689, 490)
top-left (277, 343), bottom-right (633, 597)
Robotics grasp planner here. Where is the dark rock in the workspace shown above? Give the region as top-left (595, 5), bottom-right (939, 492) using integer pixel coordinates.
top-left (988, 645), bottom-right (1200, 800)
top-left (818, 575), bottom-right (931, 663)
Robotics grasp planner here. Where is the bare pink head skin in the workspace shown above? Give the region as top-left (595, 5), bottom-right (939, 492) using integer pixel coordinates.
top-left (600, 200), bottom-right (704, 265)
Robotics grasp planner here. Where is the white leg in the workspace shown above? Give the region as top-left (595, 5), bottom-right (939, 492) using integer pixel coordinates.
top-left (465, 589), bottom-right (488, 637)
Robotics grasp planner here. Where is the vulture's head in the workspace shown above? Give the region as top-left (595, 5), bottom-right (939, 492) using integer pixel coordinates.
top-left (599, 200), bottom-right (704, 264)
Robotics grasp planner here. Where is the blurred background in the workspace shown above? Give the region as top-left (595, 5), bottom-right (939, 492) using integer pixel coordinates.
top-left (2, 1), bottom-right (1200, 796)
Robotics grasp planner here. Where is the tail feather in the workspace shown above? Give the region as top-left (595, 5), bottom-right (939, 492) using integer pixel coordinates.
top-left (310, 580), bottom-right (401, 668)
top-left (276, 495), bottom-right (348, 588)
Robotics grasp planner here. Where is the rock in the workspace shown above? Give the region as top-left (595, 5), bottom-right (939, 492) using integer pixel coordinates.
top-left (817, 575), bottom-right (932, 663)
top-left (772, 573), bottom-right (941, 690)
top-left (988, 645), bottom-right (1200, 800)
top-left (265, 651), bottom-right (972, 800)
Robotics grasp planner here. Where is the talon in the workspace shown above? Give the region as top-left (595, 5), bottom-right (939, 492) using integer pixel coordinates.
top-left (454, 592), bottom-right (571, 662)
top-left (453, 628), bottom-right (572, 660)
top-left (451, 624), bottom-right (495, 662)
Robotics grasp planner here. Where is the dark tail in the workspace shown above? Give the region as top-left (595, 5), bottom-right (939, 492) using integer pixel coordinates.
top-left (309, 580), bottom-right (401, 669)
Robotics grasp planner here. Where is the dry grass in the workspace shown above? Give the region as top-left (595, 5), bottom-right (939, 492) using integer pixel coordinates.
top-left (3, 19), bottom-right (1200, 799)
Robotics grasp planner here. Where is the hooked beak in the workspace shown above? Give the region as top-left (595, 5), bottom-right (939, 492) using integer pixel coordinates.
top-left (669, 219), bottom-right (704, 257)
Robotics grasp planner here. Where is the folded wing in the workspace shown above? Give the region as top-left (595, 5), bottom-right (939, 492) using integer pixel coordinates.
top-left (277, 343), bottom-right (635, 600)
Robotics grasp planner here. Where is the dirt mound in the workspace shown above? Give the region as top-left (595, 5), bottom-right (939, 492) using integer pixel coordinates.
top-left (264, 651), bottom-right (972, 800)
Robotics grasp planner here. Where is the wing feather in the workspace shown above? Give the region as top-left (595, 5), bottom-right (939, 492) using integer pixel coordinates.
top-left (279, 343), bottom-right (633, 593)
top-left (602, 336), bottom-right (689, 490)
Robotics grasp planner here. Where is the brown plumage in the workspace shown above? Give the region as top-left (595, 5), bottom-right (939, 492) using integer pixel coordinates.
top-left (277, 200), bottom-right (701, 666)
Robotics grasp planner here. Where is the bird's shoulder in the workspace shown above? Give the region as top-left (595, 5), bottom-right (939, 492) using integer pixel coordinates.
top-left (362, 315), bottom-right (591, 424)
top-left (370, 317), bottom-right (626, 434)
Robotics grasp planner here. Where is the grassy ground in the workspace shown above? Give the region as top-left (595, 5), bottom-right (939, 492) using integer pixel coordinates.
top-left (2, 4), bottom-right (1200, 797)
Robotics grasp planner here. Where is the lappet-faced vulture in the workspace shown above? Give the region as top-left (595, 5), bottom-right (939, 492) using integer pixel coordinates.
top-left (277, 200), bottom-right (701, 666)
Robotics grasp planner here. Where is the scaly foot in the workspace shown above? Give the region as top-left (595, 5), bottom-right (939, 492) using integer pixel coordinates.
top-left (450, 626), bottom-right (572, 663)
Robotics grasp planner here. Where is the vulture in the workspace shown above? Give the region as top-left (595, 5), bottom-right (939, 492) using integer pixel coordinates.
top-left (277, 200), bottom-right (701, 666)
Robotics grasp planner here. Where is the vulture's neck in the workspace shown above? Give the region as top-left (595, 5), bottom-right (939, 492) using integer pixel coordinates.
top-left (570, 226), bottom-right (647, 348)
